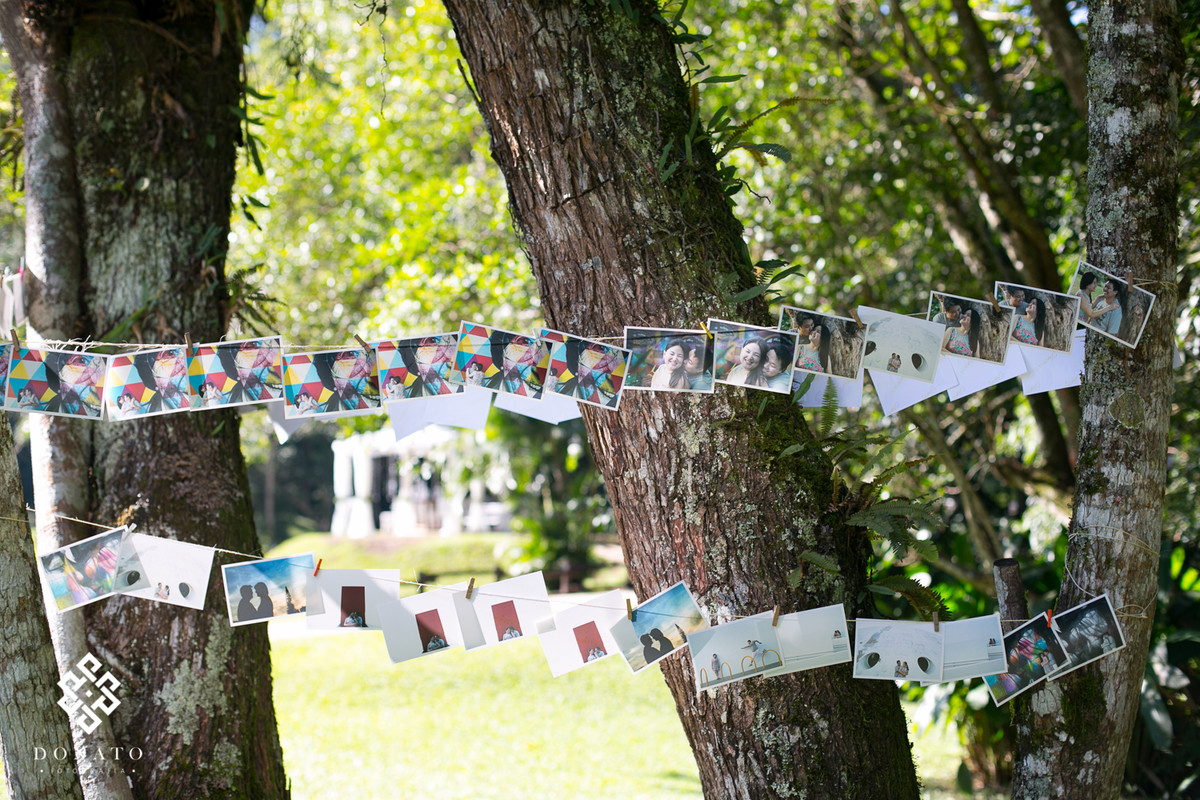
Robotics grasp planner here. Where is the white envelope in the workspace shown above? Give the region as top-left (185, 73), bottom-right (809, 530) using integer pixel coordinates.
top-left (868, 358), bottom-right (959, 416)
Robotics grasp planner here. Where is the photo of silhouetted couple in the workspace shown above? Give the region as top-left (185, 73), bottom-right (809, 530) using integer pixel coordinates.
top-left (778, 306), bottom-right (867, 380)
top-left (1067, 261), bottom-right (1156, 349)
top-left (994, 283), bottom-right (1080, 354)
top-left (708, 319), bottom-right (798, 394)
top-left (926, 292), bottom-right (1015, 364)
top-left (609, 581), bottom-right (709, 674)
top-left (223, 553), bottom-right (314, 626)
top-left (622, 327), bottom-right (715, 393)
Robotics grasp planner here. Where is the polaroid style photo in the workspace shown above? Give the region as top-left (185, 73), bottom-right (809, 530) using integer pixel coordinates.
top-left (688, 616), bottom-right (783, 693)
top-left (755, 603), bottom-right (852, 679)
top-left (4, 347), bottom-right (107, 418)
top-left (456, 572), bottom-right (554, 651)
top-left (40, 527), bottom-right (150, 612)
top-left (983, 613), bottom-right (1069, 706)
top-left (926, 292), bottom-right (1015, 365)
top-left (857, 307), bottom-right (944, 384)
top-left (708, 319), bottom-right (798, 394)
top-left (1049, 594), bottom-right (1126, 680)
top-left (305, 569), bottom-right (402, 631)
top-left (1068, 261), bottom-right (1156, 349)
top-left (104, 347), bottom-right (193, 419)
top-left (379, 588), bottom-right (468, 664)
top-left (609, 581), bottom-right (709, 675)
top-left (282, 346), bottom-right (381, 419)
top-left (377, 333), bottom-right (464, 402)
top-left (994, 283), bottom-right (1081, 354)
top-left (778, 307), bottom-right (868, 381)
top-left (852, 619), bottom-right (945, 683)
top-left (936, 614), bottom-right (1006, 683)
top-left (622, 327), bottom-right (715, 393)
top-left (539, 329), bottom-right (631, 410)
top-left (538, 589), bottom-right (627, 677)
top-left (0, 342), bottom-right (11, 399)
top-left (117, 533), bottom-right (215, 610)
top-left (454, 321), bottom-right (546, 398)
top-left (188, 336), bottom-right (283, 410)
top-left (221, 553), bottom-right (314, 626)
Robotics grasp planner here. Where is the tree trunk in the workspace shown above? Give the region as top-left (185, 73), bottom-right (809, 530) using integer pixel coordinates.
top-left (2, 3), bottom-right (290, 798)
top-left (0, 418), bottom-right (83, 800)
top-left (1010, 2), bottom-right (1181, 798)
top-left (441, 2), bottom-right (919, 797)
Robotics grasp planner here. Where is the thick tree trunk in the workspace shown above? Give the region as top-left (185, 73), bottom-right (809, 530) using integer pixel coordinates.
top-left (441, 2), bottom-right (919, 797)
top-left (1010, 2), bottom-right (1181, 798)
top-left (3, 3), bottom-right (290, 798)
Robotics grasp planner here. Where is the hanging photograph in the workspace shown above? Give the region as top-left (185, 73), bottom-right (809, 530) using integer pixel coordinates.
top-left (852, 619), bottom-right (944, 683)
top-left (926, 292), bottom-right (1014, 365)
top-left (608, 581), bottom-right (709, 674)
top-left (40, 526), bottom-right (149, 611)
top-left (104, 347), bottom-right (193, 419)
top-left (935, 614), bottom-right (1007, 683)
top-left (454, 321), bottom-right (545, 398)
top-left (858, 307), bottom-right (944, 384)
top-left (222, 553), bottom-right (315, 626)
top-left (778, 307), bottom-right (867, 381)
top-left (708, 319), bottom-right (798, 394)
top-left (1067, 261), bottom-right (1156, 349)
top-left (994, 283), bottom-right (1081, 354)
top-left (4, 347), bottom-right (106, 418)
top-left (188, 336), bottom-right (283, 409)
top-left (622, 327), bottom-right (714, 393)
top-left (538, 589), bottom-right (627, 677)
top-left (983, 612), bottom-right (1068, 706)
top-left (539, 329), bottom-right (630, 410)
top-left (756, 603), bottom-right (853, 678)
top-left (0, 342), bottom-right (12, 400)
top-left (305, 569), bottom-right (402, 630)
top-left (1049, 594), bottom-right (1126, 680)
top-left (377, 333), bottom-right (464, 401)
top-left (283, 346), bottom-right (381, 418)
top-left (117, 533), bottom-right (215, 610)
top-left (379, 588), bottom-right (468, 664)
top-left (688, 616), bottom-right (783, 693)
top-left (456, 572), bottom-right (555, 651)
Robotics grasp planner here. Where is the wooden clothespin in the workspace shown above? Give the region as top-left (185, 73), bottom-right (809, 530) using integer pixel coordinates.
top-left (987, 293), bottom-right (1002, 312)
top-left (184, 332), bottom-right (194, 358)
top-left (10, 328), bottom-right (18, 352)
top-left (626, 598), bottom-right (635, 621)
top-left (932, 611), bottom-right (939, 633)
top-left (465, 577), bottom-right (476, 600)
top-left (771, 606), bottom-right (781, 627)
top-left (353, 334), bottom-right (371, 353)
top-left (313, 558), bottom-right (322, 577)
top-left (849, 308), bottom-right (864, 329)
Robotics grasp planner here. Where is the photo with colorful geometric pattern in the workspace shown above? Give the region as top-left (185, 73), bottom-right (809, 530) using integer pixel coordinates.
top-left (454, 321), bottom-right (545, 399)
top-left (378, 333), bottom-right (463, 402)
top-left (3, 347), bottom-right (106, 419)
top-left (187, 337), bottom-right (283, 410)
top-left (283, 347), bottom-right (381, 418)
top-left (538, 328), bottom-right (630, 410)
top-left (104, 347), bottom-right (193, 420)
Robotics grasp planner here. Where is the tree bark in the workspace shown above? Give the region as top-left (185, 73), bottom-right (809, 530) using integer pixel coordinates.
top-left (441, 2), bottom-right (919, 797)
top-left (1010, 2), bottom-right (1181, 798)
top-left (3, 3), bottom-right (290, 798)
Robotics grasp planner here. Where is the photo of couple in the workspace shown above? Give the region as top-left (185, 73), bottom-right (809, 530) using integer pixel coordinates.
top-left (222, 553), bottom-right (314, 626)
top-left (283, 346), bottom-right (381, 418)
top-left (708, 319), bottom-right (798, 394)
top-left (5, 347), bottom-right (107, 418)
top-left (377, 333), bottom-right (464, 400)
top-left (1068, 261), bottom-right (1156, 349)
top-left (455, 322), bottom-right (546, 398)
top-left (610, 581), bottom-right (708, 674)
top-left (858, 307), bottom-right (944, 384)
top-left (189, 337), bottom-right (284, 409)
top-left (622, 327), bottom-right (714, 393)
top-left (539, 328), bottom-right (631, 409)
top-left (105, 346), bottom-right (193, 419)
top-left (994, 283), bottom-right (1080, 354)
top-left (778, 306), bottom-right (867, 381)
top-left (926, 292), bottom-right (1015, 364)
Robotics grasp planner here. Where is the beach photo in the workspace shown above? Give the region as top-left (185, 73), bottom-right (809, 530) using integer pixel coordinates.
top-left (222, 553), bottom-right (315, 626)
top-left (118, 533), bottom-right (215, 610)
top-left (709, 319), bottom-right (797, 394)
top-left (994, 283), bottom-right (1080, 354)
top-left (757, 603), bottom-right (852, 678)
top-left (938, 614), bottom-right (1006, 683)
top-left (926, 292), bottom-right (1014, 365)
top-left (1067, 261), bottom-right (1156, 349)
top-left (623, 327), bottom-right (714, 393)
top-left (852, 619), bottom-right (944, 682)
top-left (778, 306), bottom-right (867, 380)
top-left (688, 617), bottom-right (783, 693)
top-left (858, 307), bottom-right (944, 384)
top-left (609, 581), bottom-right (709, 674)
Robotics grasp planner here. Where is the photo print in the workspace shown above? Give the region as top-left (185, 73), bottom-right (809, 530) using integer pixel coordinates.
top-left (756, 603), bottom-right (853, 679)
top-left (4, 347), bottom-right (106, 418)
top-left (926, 292), bottom-right (1015, 365)
top-left (283, 346), bottom-right (381, 419)
top-left (935, 614), bottom-right (1006, 683)
top-left (188, 336), bottom-right (283, 410)
top-left (118, 533), bottom-right (216, 610)
top-left (709, 319), bottom-right (798, 394)
top-left (609, 581), bottom-right (709, 674)
top-left (983, 612), bottom-right (1068, 706)
top-left (994, 283), bottom-right (1081, 354)
top-left (538, 591), bottom-right (628, 676)
top-left (305, 569), bottom-right (402, 631)
top-left (456, 572), bottom-right (554, 651)
top-left (40, 526), bottom-right (149, 612)
top-left (104, 347), bottom-right (193, 420)
top-left (379, 588), bottom-right (468, 664)
top-left (1068, 261), bottom-right (1156, 349)
top-left (778, 307), bottom-right (867, 380)
top-left (688, 616), bottom-right (783, 693)
top-left (377, 333), bottom-right (464, 401)
top-left (1049, 594), bottom-right (1126, 680)
top-left (858, 307), bottom-right (944, 384)
top-left (539, 329), bottom-right (631, 410)
top-left (622, 327), bottom-right (714, 393)
top-left (852, 619), bottom-right (944, 682)
top-left (454, 321), bottom-right (545, 398)
top-left (0, 342), bottom-right (13, 399)
top-left (222, 553), bottom-right (314, 626)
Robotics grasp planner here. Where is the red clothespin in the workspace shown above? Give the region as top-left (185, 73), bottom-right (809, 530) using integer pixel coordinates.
top-left (626, 598), bottom-right (635, 621)
top-left (465, 577), bottom-right (475, 600)
top-left (313, 558), bottom-right (322, 577)
top-left (933, 611), bottom-right (939, 633)
top-left (354, 334), bottom-right (371, 353)
top-left (1045, 609), bottom-right (1052, 626)
top-left (771, 606), bottom-right (781, 627)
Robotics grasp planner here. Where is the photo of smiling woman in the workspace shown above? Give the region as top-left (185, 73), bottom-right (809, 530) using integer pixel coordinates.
top-left (622, 328), bottom-right (715, 394)
top-left (709, 319), bottom-right (798, 394)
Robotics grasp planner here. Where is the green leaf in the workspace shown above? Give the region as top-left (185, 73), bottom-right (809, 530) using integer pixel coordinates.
top-left (798, 550), bottom-right (840, 574)
top-left (737, 142), bottom-right (793, 163)
top-left (700, 74), bottom-right (745, 84)
top-left (731, 284), bottom-right (769, 303)
top-left (1140, 679), bottom-right (1174, 751)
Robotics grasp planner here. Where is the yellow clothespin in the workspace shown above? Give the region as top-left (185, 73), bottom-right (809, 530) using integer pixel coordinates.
top-left (626, 598), bottom-right (635, 621)
top-left (700, 321), bottom-right (712, 339)
top-left (771, 606), bottom-right (781, 627)
top-left (465, 577), bottom-right (475, 600)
